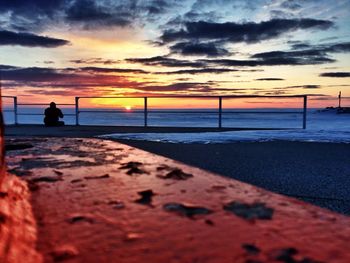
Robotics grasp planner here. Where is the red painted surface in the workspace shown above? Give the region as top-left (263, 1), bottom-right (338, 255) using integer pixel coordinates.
top-left (4, 137), bottom-right (350, 263)
top-left (0, 174), bottom-right (42, 263)
top-left (0, 89), bottom-right (5, 188)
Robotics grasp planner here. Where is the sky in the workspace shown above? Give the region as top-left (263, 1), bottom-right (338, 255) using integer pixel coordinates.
top-left (0, 0), bottom-right (350, 108)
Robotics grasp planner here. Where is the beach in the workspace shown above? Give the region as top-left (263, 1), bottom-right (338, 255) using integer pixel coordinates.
top-left (114, 139), bottom-right (350, 215)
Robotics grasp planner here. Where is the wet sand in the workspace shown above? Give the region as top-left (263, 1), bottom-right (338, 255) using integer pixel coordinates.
top-left (114, 139), bottom-right (350, 215)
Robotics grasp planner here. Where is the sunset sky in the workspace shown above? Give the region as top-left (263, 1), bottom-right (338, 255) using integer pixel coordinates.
top-left (0, 0), bottom-right (349, 108)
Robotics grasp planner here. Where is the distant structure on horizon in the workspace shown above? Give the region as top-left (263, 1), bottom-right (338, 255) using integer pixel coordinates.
top-left (320, 91), bottom-right (350, 114)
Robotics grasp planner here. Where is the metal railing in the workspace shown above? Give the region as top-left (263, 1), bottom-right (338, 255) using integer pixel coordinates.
top-left (1, 95), bottom-right (308, 128)
top-left (1, 96), bottom-right (17, 125)
top-left (75, 95), bottom-right (308, 129)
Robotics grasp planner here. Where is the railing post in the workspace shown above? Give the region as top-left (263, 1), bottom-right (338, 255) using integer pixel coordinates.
top-left (303, 95), bottom-right (307, 129)
top-left (218, 96), bottom-right (222, 128)
top-left (75, 97), bottom-right (79, 126)
top-left (144, 97), bottom-right (148, 127)
top-left (14, 96), bottom-right (18, 125)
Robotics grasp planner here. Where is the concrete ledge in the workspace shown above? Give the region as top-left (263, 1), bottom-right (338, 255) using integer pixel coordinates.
top-left (4, 137), bottom-right (350, 262)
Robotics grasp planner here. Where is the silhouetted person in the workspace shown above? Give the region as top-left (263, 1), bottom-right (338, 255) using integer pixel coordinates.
top-left (44, 102), bottom-right (64, 126)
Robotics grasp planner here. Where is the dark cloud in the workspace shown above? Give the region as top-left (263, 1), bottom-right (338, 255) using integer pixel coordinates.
top-left (203, 56), bottom-right (334, 67)
top-left (0, 0), bottom-right (179, 31)
top-left (65, 0), bottom-right (132, 28)
top-left (288, 41), bottom-right (350, 53)
top-left (127, 40), bottom-right (349, 69)
top-left (290, 43), bottom-right (311, 50)
top-left (325, 42), bottom-right (350, 53)
top-left (145, 0), bottom-right (175, 15)
top-left (64, 0), bottom-right (182, 29)
top-left (0, 0), bottom-right (67, 32)
top-left (252, 49), bottom-right (327, 59)
top-left (160, 19), bottom-right (333, 44)
top-left (319, 72), bottom-right (350, 77)
top-left (301, 85), bottom-right (321, 89)
top-left (0, 0), bottom-right (65, 16)
top-left (280, 0), bottom-right (302, 10)
top-left (251, 48), bottom-right (337, 65)
top-left (0, 65), bottom-right (18, 70)
top-left (69, 58), bottom-right (119, 65)
top-left (126, 51), bottom-right (335, 69)
top-left (0, 65), bottom-right (149, 84)
top-left (273, 85), bottom-right (321, 90)
top-left (169, 42), bottom-right (229, 57)
top-left (248, 41), bottom-right (350, 67)
top-left (125, 56), bottom-right (205, 67)
top-left (0, 66), bottom-right (73, 82)
top-left (255, 78), bottom-right (285, 81)
top-left (135, 82), bottom-right (211, 92)
top-left (0, 30), bottom-right (69, 47)
top-left (0, 65), bottom-right (145, 90)
top-left (285, 42), bottom-right (350, 63)
top-left (157, 68), bottom-right (238, 75)
top-left (78, 67), bottom-right (149, 74)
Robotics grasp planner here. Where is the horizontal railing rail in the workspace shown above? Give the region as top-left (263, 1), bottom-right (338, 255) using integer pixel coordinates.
top-left (1, 95), bottom-right (308, 128)
top-left (77, 95), bottom-right (306, 99)
top-left (17, 103), bottom-right (76, 106)
top-left (75, 95), bottom-right (308, 129)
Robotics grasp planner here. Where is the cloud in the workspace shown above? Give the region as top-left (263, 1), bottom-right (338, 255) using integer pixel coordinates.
top-left (160, 18), bottom-right (334, 44)
top-left (0, 0), bottom-right (65, 16)
top-left (69, 58), bottom-right (119, 65)
top-left (0, 66), bottom-right (75, 82)
top-left (255, 78), bottom-right (285, 81)
top-left (248, 41), bottom-right (350, 67)
top-left (126, 50), bottom-right (335, 69)
top-left (279, 0), bottom-right (302, 10)
top-left (135, 82), bottom-right (211, 92)
top-left (273, 85), bottom-right (321, 90)
top-left (319, 72), bottom-right (350, 77)
top-left (1, 64), bottom-right (220, 95)
top-left (0, 0), bottom-right (67, 32)
top-left (0, 0), bottom-right (180, 32)
top-left (325, 42), bottom-right (350, 53)
top-left (157, 68), bottom-right (238, 75)
top-left (169, 41), bottom-right (229, 57)
top-left (289, 42), bottom-right (311, 50)
top-left (250, 48), bottom-right (337, 65)
top-left (203, 56), bottom-right (334, 67)
top-left (127, 40), bottom-right (350, 69)
top-left (65, 0), bottom-right (132, 28)
top-left (125, 56), bottom-right (206, 67)
top-left (301, 85), bottom-right (321, 89)
top-left (0, 65), bottom-right (18, 70)
top-left (0, 30), bottom-right (70, 47)
top-left (78, 67), bottom-right (149, 74)
top-left (0, 65), bottom-right (143, 89)
top-left (288, 41), bottom-right (350, 53)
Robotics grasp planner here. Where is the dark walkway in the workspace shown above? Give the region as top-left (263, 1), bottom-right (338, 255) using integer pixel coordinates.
top-left (116, 139), bottom-right (350, 215)
top-left (5, 124), bottom-right (281, 137)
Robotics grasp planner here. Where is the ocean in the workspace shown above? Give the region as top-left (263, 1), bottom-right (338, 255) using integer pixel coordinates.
top-left (3, 107), bottom-right (350, 143)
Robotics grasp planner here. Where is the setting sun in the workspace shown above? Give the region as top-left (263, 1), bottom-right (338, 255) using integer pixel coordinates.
top-left (125, 105), bottom-right (132, 111)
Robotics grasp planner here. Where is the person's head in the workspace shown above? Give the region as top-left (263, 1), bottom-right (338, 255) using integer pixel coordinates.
top-left (50, 102), bottom-right (56, 108)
